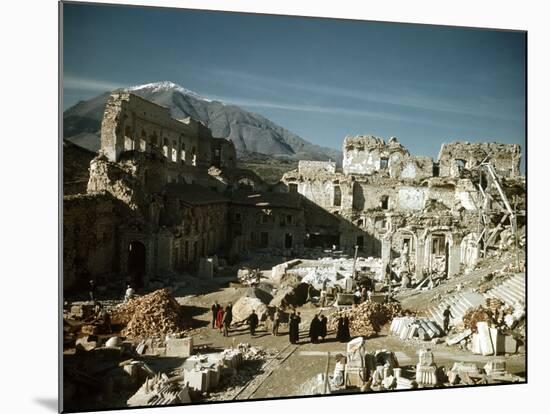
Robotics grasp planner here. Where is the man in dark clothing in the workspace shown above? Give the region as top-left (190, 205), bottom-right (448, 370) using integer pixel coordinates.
top-left (336, 316), bottom-right (345, 342)
top-left (289, 310), bottom-right (301, 344)
top-left (211, 301), bottom-right (221, 328)
top-left (443, 305), bottom-right (453, 333)
top-left (309, 315), bottom-right (321, 344)
top-left (222, 305), bottom-right (233, 337)
top-left (246, 310), bottom-right (259, 336)
top-left (319, 314), bottom-right (328, 342)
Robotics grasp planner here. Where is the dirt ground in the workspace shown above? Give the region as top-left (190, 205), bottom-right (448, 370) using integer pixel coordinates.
top-left (64, 250), bottom-right (526, 409)
top-left (174, 275), bottom-right (525, 401)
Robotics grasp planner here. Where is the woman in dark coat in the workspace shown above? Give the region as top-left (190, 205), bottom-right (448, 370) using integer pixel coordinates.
top-left (289, 310), bottom-right (301, 344)
top-left (342, 316), bottom-right (351, 342)
top-left (319, 315), bottom-right (328, 342)
top-left (309, 315), bottom-right (321, 343)
top-left (336, 315), bottom-right (351, 342)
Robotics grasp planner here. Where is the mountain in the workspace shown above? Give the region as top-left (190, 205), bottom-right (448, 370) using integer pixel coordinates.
top-left (63, 81), bottom-right (342, 163)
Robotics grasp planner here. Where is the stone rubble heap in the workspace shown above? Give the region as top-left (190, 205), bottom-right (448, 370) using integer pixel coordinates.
top-left (329, 301), bottom-right (406, 338)
top-left (112, 289), bottom-right (185, 339)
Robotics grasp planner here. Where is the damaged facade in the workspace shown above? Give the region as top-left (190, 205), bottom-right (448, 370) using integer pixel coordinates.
top-left (64, 93), bottom-right (299, 291)
top-left (64, 93), bottom-right (525, 294)
top-left (282, 135), bottom-right (525, 281)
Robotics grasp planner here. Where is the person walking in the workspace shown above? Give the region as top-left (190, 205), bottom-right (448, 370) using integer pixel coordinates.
top-left (222, 305), bottom-right (233, 337)
top-left (216, 306), bottom-right (225, 331)
top-left (211, 301), bottom-right (221, 328)
top-left (246, 310), bottom-right (259, 336)
top-left (443, 305), bottom-right (454, 333)
top-left (272, 307), bottom-right (281, 336)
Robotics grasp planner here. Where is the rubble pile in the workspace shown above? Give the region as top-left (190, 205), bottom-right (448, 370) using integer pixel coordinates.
top-left (329, 302), bottom-right (406, 338)
top-left (237, 268), bottom-right (261, 286)
top-left (112, 289), bottom-right (185, 338)
top-left (462, 298), bottom-right (509, 332)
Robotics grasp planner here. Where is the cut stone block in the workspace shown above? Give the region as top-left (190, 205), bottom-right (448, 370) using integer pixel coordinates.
top-left (166, 337), bottom-right (193, 357)
top-left (477, 322), bottom-right (494, 356)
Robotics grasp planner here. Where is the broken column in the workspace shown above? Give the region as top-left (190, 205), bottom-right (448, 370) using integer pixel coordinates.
top-left (415, 349), bottom-right (438, 386)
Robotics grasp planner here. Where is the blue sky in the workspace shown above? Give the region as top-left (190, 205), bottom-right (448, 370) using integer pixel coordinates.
top-left (63, 3), bottom-right (526, 167)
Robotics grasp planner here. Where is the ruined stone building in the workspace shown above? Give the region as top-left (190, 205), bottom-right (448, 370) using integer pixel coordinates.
top-left (281, 135), bottom-right (525, 281)
top-left (64, 93), bottom-right (298, 291)
top-left (63, 93), bottom-right (525, 293)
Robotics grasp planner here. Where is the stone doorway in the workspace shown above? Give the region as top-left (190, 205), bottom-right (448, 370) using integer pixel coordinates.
top-left (128, 241), bottom-right (146, 288)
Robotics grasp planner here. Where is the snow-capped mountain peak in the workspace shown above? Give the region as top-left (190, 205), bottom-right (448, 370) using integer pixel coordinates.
top-left (126, 81), bottom-right (211, 102)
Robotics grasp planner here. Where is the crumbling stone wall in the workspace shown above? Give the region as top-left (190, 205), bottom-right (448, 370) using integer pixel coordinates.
top-left (63, 193), bottom-right (125, 291)
top-left (438, 142), bottom-right (521, 178)
top-left (342, 135), bottom-right (409, 176)
top-left (298, 160), bottom-right (336, 175)
top-left (100, 92), bottom-right (237, 171)
top-left (228, 195), bottom-right (306, 255)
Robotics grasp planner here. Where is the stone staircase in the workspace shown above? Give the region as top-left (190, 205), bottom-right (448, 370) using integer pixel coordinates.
top-left (483, 273), bottom-right (525, 306)
top-left (428, 291), bottom-right (485, 328)
top-left (427, 273), bottom-right (526, 328)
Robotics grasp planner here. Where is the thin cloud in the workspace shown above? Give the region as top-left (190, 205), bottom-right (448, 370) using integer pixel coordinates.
top-left (206, 68), bottom-right (522, 122)
top-left (64, 75), bottom-right (127, 92)
top-left (207, 94), bottom-right (453, 128)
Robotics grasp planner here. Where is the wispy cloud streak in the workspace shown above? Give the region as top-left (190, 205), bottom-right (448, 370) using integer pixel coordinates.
top-left (205, 69), bottom-right (522, 122)
top-left (64, 75), bottom-right (127, 92)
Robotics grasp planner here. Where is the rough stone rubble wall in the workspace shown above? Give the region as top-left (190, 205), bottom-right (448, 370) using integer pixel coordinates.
top-left (438, 142), bottom-right (521, 178)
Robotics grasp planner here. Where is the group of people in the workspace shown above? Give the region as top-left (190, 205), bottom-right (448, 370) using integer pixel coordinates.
top-left (308, 313), bottom-right (328, 343)
top-left (211, 301), bottom-right (233, 337)
top-left (335, 315), bottom-right (351, 342)
top-left (353, 286), bottom-right (371, 304)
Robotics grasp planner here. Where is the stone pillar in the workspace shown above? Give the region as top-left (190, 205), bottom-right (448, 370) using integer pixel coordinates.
top-left (448, 234), bottom-right (461, 277)
top-left (381, 233), bottom-right (392, 279)
top-left (415, 231), bottom-right (426, 281)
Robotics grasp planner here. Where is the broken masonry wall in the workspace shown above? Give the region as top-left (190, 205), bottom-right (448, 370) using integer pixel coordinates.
top-left (393, 156), bottom-right (434, 181)
top-left (170, 203), bottom-right (229, 270)
top-left (228, 204), bottom-right (306, 254)
top-left (100, 92), bottom-right (229, 172)
top-left (298, 160), bottom-right (336, 175)
top-left (63, 193), bottom-right (122, 291)
top-left (438, 142), bottom-right (521, 178)
top-left (211, 138), bottom-right (237, 170)
top-left (343, 135), bottom-right (410, 176)
top-left (343, 135), bottom-right (386, 175)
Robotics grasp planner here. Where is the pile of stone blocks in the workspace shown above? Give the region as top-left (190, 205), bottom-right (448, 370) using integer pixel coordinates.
top-left (181, 348), bottom-right (244, 393)
top-left (390, 316), bottom-right (444, 341)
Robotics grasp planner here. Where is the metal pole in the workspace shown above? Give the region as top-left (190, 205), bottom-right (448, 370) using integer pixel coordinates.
top-left (352, 245), bottom-right (359, 280)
